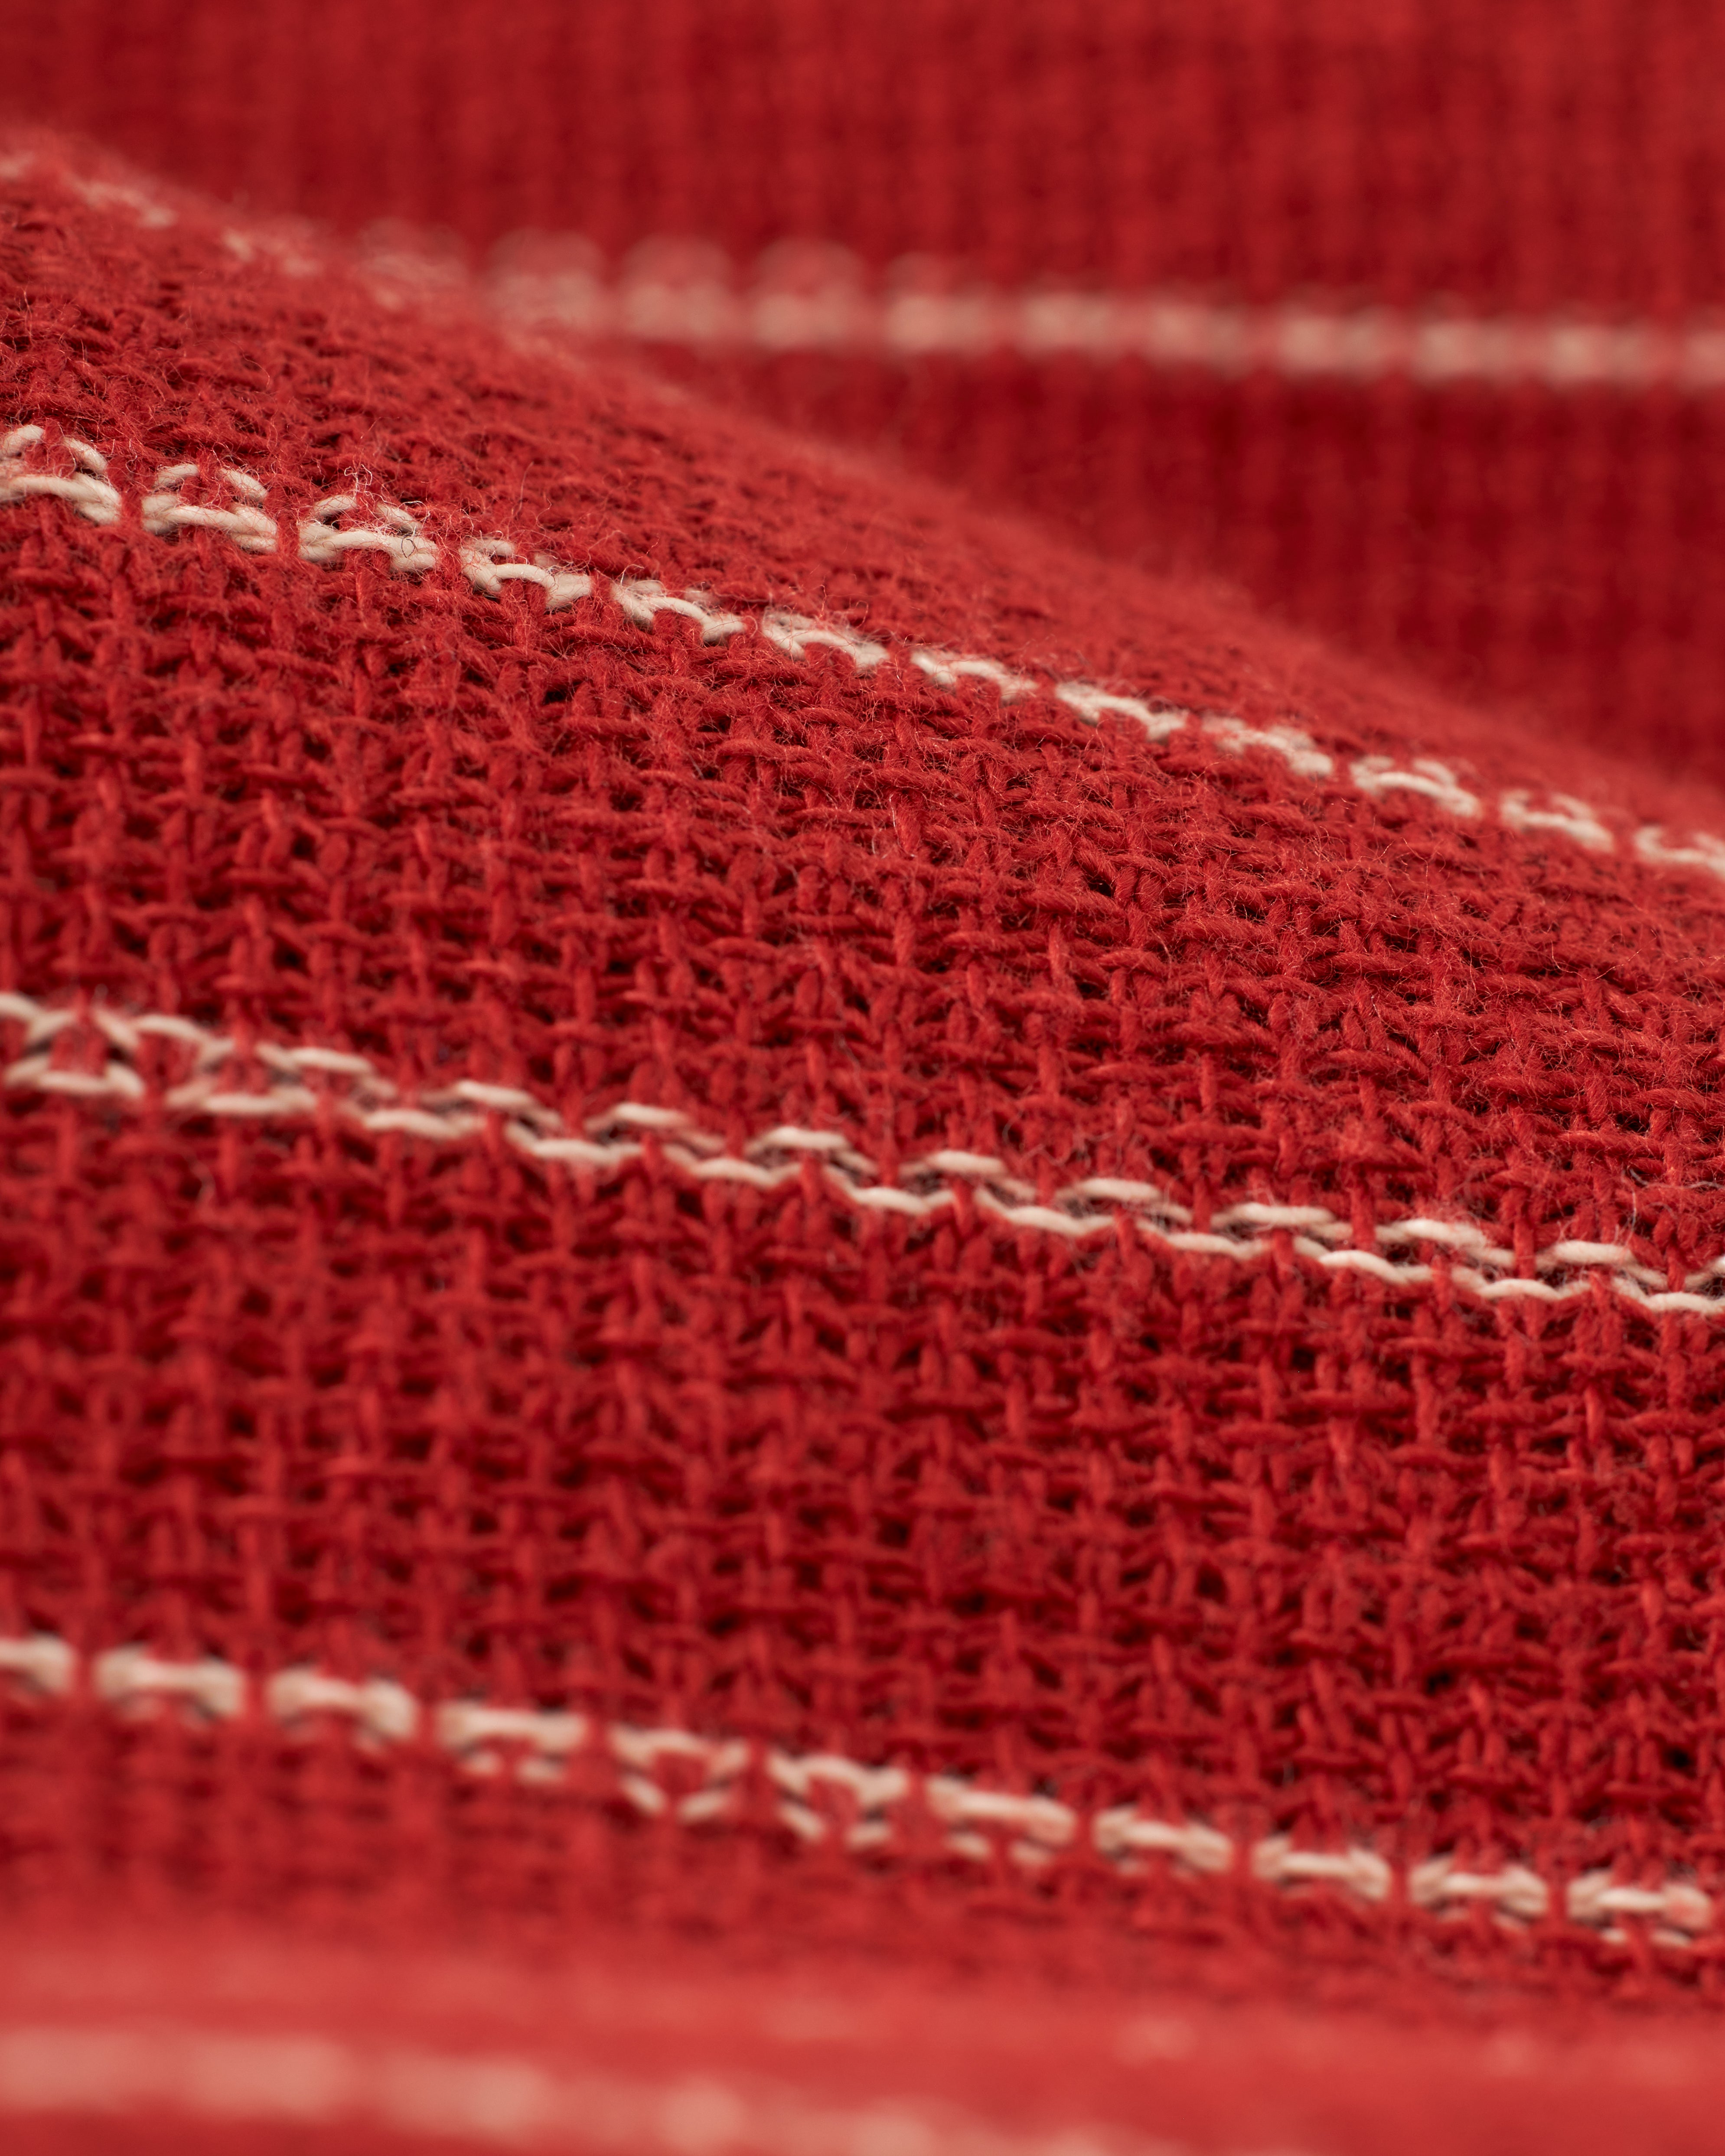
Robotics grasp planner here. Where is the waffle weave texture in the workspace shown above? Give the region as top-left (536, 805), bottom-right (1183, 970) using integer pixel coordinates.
top-left (8, 136), bottom-right (1725, 2036)
top-left (7, 0), bottom-right (1725, 790)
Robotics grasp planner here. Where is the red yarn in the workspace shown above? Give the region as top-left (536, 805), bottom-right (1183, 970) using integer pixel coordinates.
top-left (6, 1), bottom-right (1725, 788)
top-left (10, 121), bottom-right (1725, 2155)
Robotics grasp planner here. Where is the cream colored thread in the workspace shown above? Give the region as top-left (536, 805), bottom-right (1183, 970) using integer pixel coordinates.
top-left (297, 495), bottom-right (438, 574)
top-left (1350, 755), bottom-right (1483, 818)
top-left (0, 425), bottom-right (122, 526)
top-left (1053, 682), bottom-right (1192, 741)
top-left (1566, 1870), bottom-right (1714, 1941)
top-left (924, 1779), bottom-right (1078, 1866)
top-left (0, 1629), bottom-right (1707, 1938)
top-left (480, 230), bottom-right (1725, 393)
top-left (609, 1727), bottom-right (752, 1824)
top-left (1092, 1808), bottom-right (1235, 1875)
top-left (0, 2016), bottom-right (1213, 2156)
top-left (94, 1645), bottom-right (246, 1722)
top-left (267, 1668), bottom-right (421, 1745)
top-left (1203, 716), bottom-right (1335, 780)
top-left (767, 1752), bottom-right (912, 1849)
top-left (0, 1635), bottom-right (75, 1695)
top-left (1499, 788), bottom-right (1614, 851)
top-left (65, 171), bottom-right (176, 228)
top-left (612, 577), bottom-right (746, 643)
top-left (221, 224), bottom-right (323, 278)
top-left (11, 425), bottom-right (1725, 897)
top-left (1407, 1858), bottom-right (1551, 1924)
top-left (140, 462), bottom-right (277, 552)
top-left (459, 537), bottom-right (591, 609)
top-left (1634, 826), bottom-right (1725, 884)
top-left (1251, 1837), bottom-right (1393, 1903)
top-left (6, 990), bottom-right (1724, 1314)
top-left (912, 649), bottom-right (1038, 702)
top-left (436, 1700), bottom-right (588, 1781)
top-left (762, 609), bottom-right (889, 670)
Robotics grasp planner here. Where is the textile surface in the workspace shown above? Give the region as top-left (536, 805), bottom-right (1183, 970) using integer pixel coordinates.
top-left (9, 129), bottom-right (1725, 1953)
top-left (8, 0), bottom-right (1725, 785)
top-left (6, 16), bottom-right (1725, 2149)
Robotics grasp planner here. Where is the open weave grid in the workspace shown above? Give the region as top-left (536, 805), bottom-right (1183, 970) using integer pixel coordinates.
top-left (8, 0), bottom-right (1725, 791)
top-left (9, 145), bottom-right (1725, 2017)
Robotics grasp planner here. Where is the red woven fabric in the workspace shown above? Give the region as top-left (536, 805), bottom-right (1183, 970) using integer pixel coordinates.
top-left (10, 109), bottom-right (1725, 2153)
top-left (7, 0), bottom-right (1725, 787)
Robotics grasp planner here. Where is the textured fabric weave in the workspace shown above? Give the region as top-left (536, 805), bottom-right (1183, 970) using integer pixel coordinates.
top-left (9, 137), bottom-right (1725, 1962)
top-left (11, 109), bottom-right (1725, 2154)
top-left (7, 0), bottom-right (1725, 786)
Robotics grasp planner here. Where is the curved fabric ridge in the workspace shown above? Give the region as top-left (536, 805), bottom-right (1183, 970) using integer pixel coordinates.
top-left (7, 140), bottom-right (1725, 2014)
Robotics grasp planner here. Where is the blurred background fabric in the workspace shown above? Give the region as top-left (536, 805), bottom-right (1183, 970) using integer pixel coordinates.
top-left (10, 0), bottom-right (1725, 782)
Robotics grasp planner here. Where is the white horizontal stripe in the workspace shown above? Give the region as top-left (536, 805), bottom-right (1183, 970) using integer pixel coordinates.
top-left (18, 148), bottom-right (1723, 399)
top-left (484, 237), bottom-right (1725, 393)
top-left (3, 990), bottom-right (1721, 1316)
top-left (10, 419), bottom-right (1725, 907)
top-left (0, 2020), bottom-right (1202, 2156)
top-left (0, 1632), bottom-right (1707, 1946)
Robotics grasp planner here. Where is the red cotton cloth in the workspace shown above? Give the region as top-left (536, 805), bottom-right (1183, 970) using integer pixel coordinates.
top-left (8, 0), bottom-right (1725, 789)
top-left (6, 57), bottom-right (1725, 2156)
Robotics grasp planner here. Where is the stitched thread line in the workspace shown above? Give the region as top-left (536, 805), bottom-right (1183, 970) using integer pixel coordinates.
top-left (0, 1633), bottom-right (1709, 1945)
top-left (5, 425), bottom-right (1725, 902)
top-left (0, 2019), bottom-right (1200, 2156)
top-left (20, 147), bottom-right (1725, 397)
top-left (6, 990), bottom-right (1723, 1316)
top-left (483, 236), bottom-right (1725, 393)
